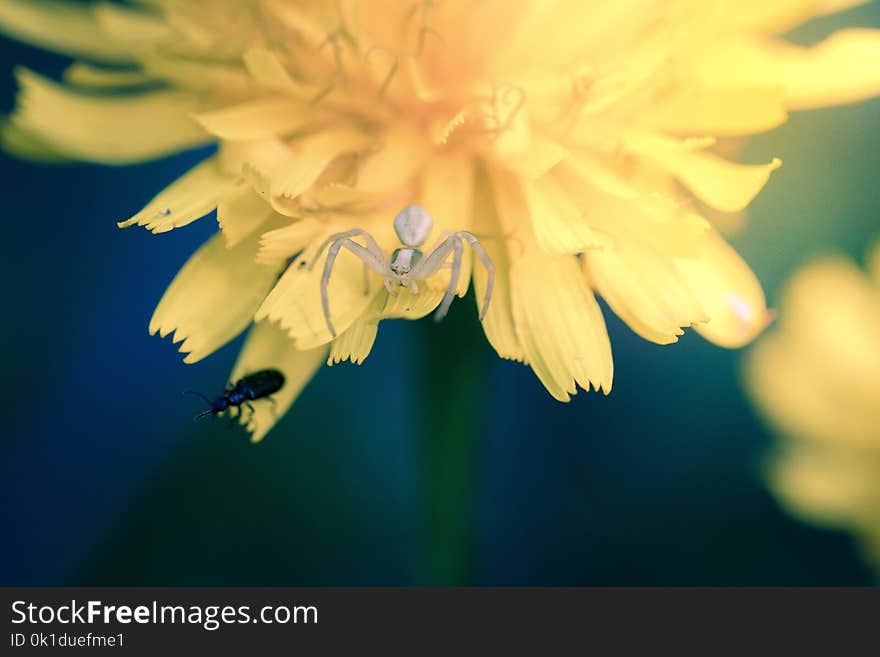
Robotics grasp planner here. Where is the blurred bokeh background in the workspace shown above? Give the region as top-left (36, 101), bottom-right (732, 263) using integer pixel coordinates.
top-left (1, 4), bottom-right (879, 586)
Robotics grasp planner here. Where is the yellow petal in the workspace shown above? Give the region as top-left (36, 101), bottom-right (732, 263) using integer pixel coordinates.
top-left (243, 47), bottom-right (311, 99)
top-left (772, 258), bottom-right (880, 422)
top-left (328, 306), bottom-right (381, 366)
top-left (272, 130), bottom-right (372, 199)
top-left (528, 174), bottom-right (603, 255)
top-left (674, 231), bottom-right (770, 348)
top-left (141, 54), bottom-right (256, 97)
top-left (0, 0), bottom-right (131, 63)
top-left (63, 62), bottom-right (150, 89)
top-left (10, 69), bottom-right (209, 164)
top-left (767, 442), bottom-right (880, 529)
top-left (869, 240), bottom-right (880, 284)
top-left (586, 242), bottom-right (708, 345)
top-left (504, 137), bottom-right (568, 181)
top-left (728, 0), bottom-right (868, 35)
top-left (302, 125), bottom-right (428, 209)
top-left (746, 330), bottom-right (880, 451)
top-left (150, 231), bottom-right (279, 364)
top-left (92, 2), bottom-right (173, 53)
top-left (353, 125), bottom-right (430, 199)
top-left (219, 138), bottom-right (291, 177)
top-left (510, 252), bottom-right (614, 399)
top-left (553, 159), bottom-right (710, 258)
top-left (0, 119), bottom-right (68, 163)
top-left (255, 221), bottom-right (384, 349)
top-left (118, 157), bottom-right (231, 233)
top-left (471, 166), bottom-right (523, 361)
top-left (193, 98), bottom-right (318, 141)
top-left (257, 218), bottom-right (322, 265)
top-left (651, 86), bottom-right (788, 137)
top-left (381, 284), bottom-right (446, 320)
top-left (631, 133), bottom-right (781, 213)
top-left (491, 167), bottom-right (612, 397)
top-left (230, 321), bottom-right (328, 442)
top-left (217, 181), bottom-right (276, 247)
top-left (691, 30), bottom-right (880, 110)
top-left (248, 128), bottom-right (372, 216)
top-left (419, 152), bottom-right (475, 298)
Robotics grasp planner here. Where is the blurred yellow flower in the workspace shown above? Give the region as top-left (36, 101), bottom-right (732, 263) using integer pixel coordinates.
top-left (745, 243), bottom-right (880, 570)
top-left (3, 0), bottom-right (880, 439)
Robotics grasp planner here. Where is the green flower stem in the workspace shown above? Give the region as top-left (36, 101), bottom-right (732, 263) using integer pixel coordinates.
top-left (417, 294), bottom-right (489, 585)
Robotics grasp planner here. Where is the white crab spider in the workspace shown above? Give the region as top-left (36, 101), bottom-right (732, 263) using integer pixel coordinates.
top-left (308, 204), bottom-right (495, 337)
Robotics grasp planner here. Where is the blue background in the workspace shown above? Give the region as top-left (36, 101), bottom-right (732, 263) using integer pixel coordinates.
top-left (1, 5), bottom-right (878, 585)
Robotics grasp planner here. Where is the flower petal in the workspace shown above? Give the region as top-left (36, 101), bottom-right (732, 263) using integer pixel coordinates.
top-left (150, 231), bottom-right (280, 364)
top-left (380, 284), bottom-right (446, 320)
top-left (355, 125), bottom-right (430, 199)
top-left (586, 242), bottom-right (708, 345)
top-left (504, 137), bottom-right (568, 181)
top-left (0, 119), bottom-right (68, 163)
top-left (328, 302), bottom-right (382, 366)
top-left (771, 257), bottom-right (880, 419)
top-left (193, 98), bottom-right (318, 141)
top-left (10, 69), bottom-right (209, 164)
top-left (255, 219), bottom-right (385, 348)
top-left (631, 133), bottom-right (781, 213)
top-left (691, 30), bottom-right (880, 110)
top-left (472, 166), bottom-right (524, 361)
top-left (728, 0), bottom-right (868, 35)
top-left (674, 231), bottom-right (771, 348)
top-left (492, 167), bottom-right (612, 397)
top-left (870, 240), bottom-right (880, 284)
top-left (419, 152), bottom-right (476, 298)
top-left (527, 174), bottom-right (603, 255)
top-left (257, 218), bottom-right (322, 265)
top-left (118, 157), bottom-right (232, 233)
top-left (0, 0), bottom-right (132, 63)
top-left (747, 330), bottom-right (880, 451)
top-left (553, 158), bottom-right (710, 258)
top-left (141, 54), bottom-right (256, 97)
top-left (767, 441), bottom-right (880, 529)
top-left (63, 62), bottom-right (151, 89)
top-left (245, 129), bottom-right (372, 216)
top-left (243, 47), bottom-right (312, 99)
top-left (217, 181), bottom-right (276, 247)
top-left (230, 321), bottom-right (328, 442)
top-left (651, 86), bottom-right (788, 137)
top-left (510, 251), bottom-right (614, 399)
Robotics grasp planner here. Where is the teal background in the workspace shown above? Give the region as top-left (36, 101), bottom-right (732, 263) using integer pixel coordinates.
top-left (1, 4), bottom-right (878, 585)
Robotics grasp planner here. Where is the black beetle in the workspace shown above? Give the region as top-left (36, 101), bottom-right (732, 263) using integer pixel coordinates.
top-left (190, 369), bottom-right (285, 421)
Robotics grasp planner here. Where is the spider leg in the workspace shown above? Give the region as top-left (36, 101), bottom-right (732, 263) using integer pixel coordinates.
top-left (321, 238), bottom-right (388, 337)
top-left (434, 237), bottom-right (463, 321)
top-left (384, 278), bottom-right (398, 296)
top-left (457, 231), bottom-right (495, 320)
top-left (308, 228), bottom-right (387, 272)
top-left (410, 231), bottom-right (495, 321)
top-left (410, 235), bottom-right (456, 279)
top-left (409, 235), bottom-right (459, 318)
top-left (426, 228), bottom-right (454, 252)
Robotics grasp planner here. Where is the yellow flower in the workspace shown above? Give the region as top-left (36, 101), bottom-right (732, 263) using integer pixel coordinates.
top-left (745, 243), bottom-right (880, 570)
top-left (3, 0), bottom-right (880, 440)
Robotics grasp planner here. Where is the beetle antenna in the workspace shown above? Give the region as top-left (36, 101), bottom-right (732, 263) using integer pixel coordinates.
top-left (183, 390), bottom-right (212, 405)
top-left (192, 408), bottom-right (215, 423)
